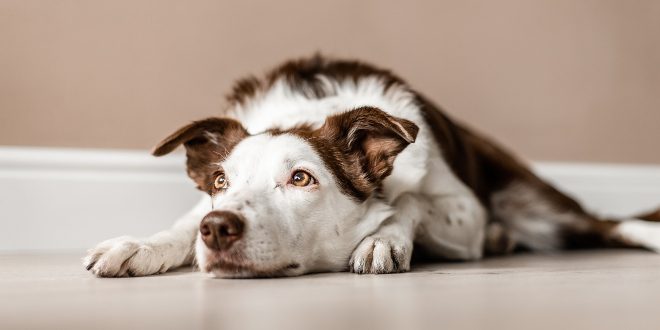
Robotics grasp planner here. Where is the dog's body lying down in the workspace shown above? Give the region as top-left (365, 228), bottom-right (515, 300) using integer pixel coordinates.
top-left (84, 55), bottom-right (660, 278)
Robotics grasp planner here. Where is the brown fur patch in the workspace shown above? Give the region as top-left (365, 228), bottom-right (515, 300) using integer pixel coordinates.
top-left (636, 208), bottom-right (660, 222)
top-left (152, 118), bottom-right (248, 192)
top-left (265, 122), bottom-right (317, 135)
top-left (416, 94), bottom-right (593, 219)
top-left (226, 76), bottom-right (263, 107)
top-left (274, 106), bottom-right (418, 202)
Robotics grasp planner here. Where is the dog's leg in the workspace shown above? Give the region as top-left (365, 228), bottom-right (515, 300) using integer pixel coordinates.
top-left (413, 193), bottom-right (487, 261)
top-left (349, 195), bottom-right (415, 274)
top-left (83, 197), bottom-right (210, 277)
top-left (492, 181), bottom-right (660, 252)
top-left (349, 192), bottom-right (486, 274)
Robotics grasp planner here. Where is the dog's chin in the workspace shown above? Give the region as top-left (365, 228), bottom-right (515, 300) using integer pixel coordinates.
top-left (202, 257), bottom-right (302, 279)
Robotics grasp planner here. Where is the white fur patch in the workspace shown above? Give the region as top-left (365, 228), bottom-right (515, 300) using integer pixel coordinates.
top-left (614, 220), bottom-right (660, 252)
top-left (411, 193), bottom-right (486, 260)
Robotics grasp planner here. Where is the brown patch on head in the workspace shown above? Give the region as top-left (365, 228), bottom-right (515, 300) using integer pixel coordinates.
top-left (281, 106), bottom-right (418, 202)
top-left (265, 122), bottom-right (317, 135)
top-left (152, 118), bottom-right (249, 192)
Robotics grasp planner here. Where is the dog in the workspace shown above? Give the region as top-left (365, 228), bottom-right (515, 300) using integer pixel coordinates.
top-left (83, 55), bottom-right (660, 278)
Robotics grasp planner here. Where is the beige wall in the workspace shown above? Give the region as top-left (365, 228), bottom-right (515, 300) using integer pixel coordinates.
top-left (1, 0), bottom-right (659, 163)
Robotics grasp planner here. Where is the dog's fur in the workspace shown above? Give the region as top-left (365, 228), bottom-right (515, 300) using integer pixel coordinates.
top-left (84, 55), bottom-right (660, 278)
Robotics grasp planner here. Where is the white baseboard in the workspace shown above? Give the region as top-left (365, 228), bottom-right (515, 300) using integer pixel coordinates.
top-left (0, 147), bottom-right (202, 252)
top-left (1, 146), bottom-right (659, 252)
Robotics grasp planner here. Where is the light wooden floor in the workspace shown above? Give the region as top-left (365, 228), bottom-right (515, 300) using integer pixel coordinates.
top-left (1, 250), bottom-right (659, 330)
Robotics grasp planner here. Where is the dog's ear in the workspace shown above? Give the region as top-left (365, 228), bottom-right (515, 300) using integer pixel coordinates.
top-left (152, 118), bottom-right (248, 191)
top-left (318, 106), bottom-right (419, 185)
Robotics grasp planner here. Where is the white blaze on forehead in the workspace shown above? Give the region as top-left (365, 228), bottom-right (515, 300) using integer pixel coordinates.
top-left (219, 133), bottom-right (331, 188)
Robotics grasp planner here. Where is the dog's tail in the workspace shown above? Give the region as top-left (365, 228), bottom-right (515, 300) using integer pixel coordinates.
top-left (606, 207), bottom-right (660, 251)
top-left (636, 208), bottom-right (660, 222)
top-left (485, 178), bottom-right (660, 255)
top-left (573, 206), bottom-right (660, 252)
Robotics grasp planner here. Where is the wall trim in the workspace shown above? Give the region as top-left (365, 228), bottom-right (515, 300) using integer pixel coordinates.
top-left (0, 146), bottom-right (186, 182)
top-left (1, 146), bottom-right (659, 251)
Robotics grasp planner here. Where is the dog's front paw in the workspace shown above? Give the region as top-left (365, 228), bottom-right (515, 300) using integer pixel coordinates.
top-left (83, 236), bottom-right (167, 277)
top-left (349, 236), bottom-right (412, 274)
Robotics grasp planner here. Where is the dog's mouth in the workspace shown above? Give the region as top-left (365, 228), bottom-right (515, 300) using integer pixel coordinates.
top-left (205, 260), bottom-right (301, 278)
top-left (199, 240), bottom-right (302, 278)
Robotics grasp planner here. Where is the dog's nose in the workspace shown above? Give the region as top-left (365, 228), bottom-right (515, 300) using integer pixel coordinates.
top-left (200, 211), bottom-right (245, 250)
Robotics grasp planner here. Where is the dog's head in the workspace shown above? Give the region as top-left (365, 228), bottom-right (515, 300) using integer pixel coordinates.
top-left (153, 107), bottom-right (418, 277)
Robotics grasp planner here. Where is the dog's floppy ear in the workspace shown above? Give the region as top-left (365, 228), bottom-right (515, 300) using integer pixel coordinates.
top-left (152, 117), bottom-right (248, 191)
top-left (318, 106), bottom-right (419, 185)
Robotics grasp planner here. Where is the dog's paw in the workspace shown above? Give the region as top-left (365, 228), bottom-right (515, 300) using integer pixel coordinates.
top-left (349, 236), bottom-right (412, 274)
top-left (83, 236), bottom-right (168, 277)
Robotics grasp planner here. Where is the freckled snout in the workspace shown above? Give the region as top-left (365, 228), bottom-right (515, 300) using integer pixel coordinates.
top-left (200, 211), bottom-right (245, 250)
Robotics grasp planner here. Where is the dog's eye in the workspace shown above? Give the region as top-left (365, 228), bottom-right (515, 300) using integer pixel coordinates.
top-left (214, 173), bottom-right (228, 190)
top-left (291, 170), bottom-right (316, 187)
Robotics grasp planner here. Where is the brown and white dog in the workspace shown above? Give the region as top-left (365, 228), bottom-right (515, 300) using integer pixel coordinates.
top-left (84, 55), bottom-right (660, 278)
